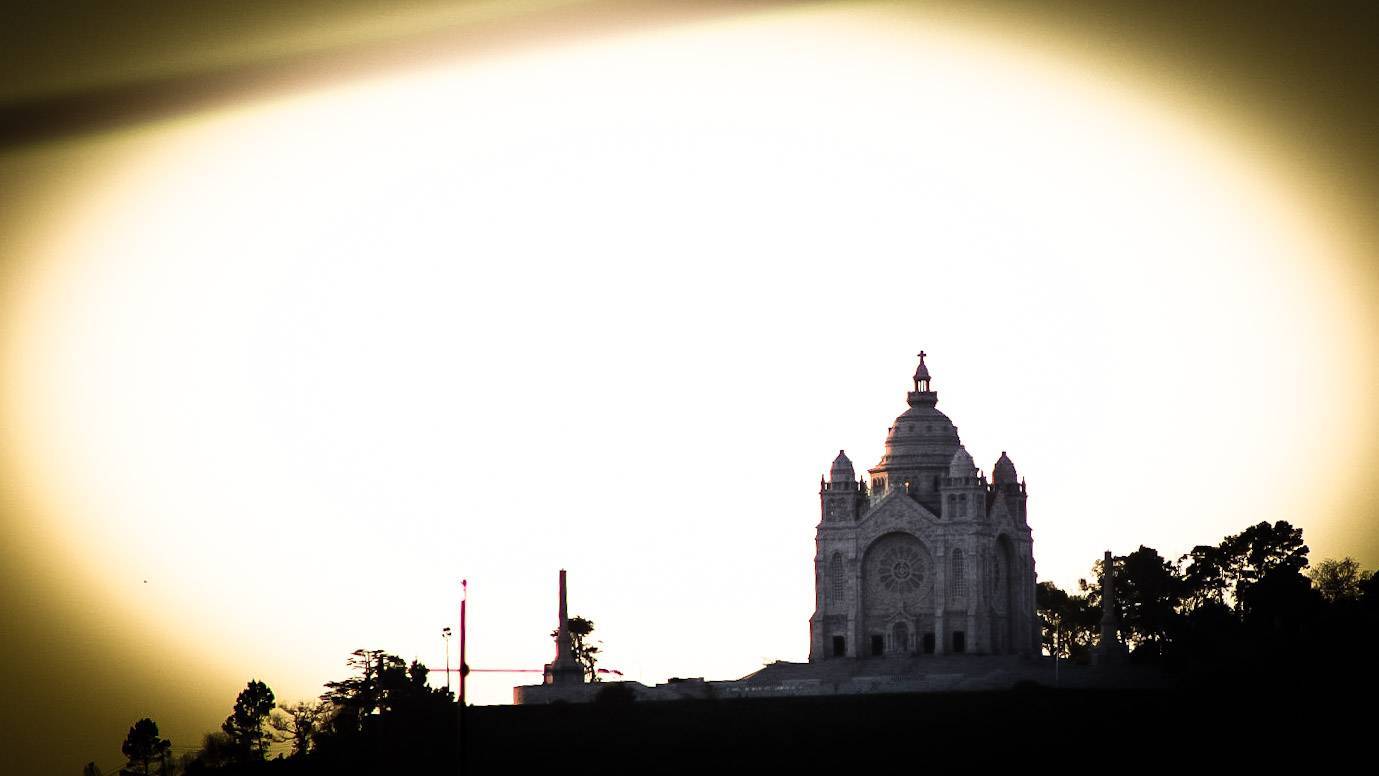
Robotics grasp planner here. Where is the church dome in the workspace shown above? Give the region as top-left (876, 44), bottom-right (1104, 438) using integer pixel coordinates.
top-left (829, 450), bottom-right (855, 483)
top-left (870, 353), bottom-right (962, 483)
top-left (993, 451), bottom-right (1018, 485)
top-left (948, 447), bottom-right (976, 478)
top-left (878, 404), bottom-right (961, 465)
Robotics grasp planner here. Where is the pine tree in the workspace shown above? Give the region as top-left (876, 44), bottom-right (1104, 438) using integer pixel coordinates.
top-left (222, 679), bottom-right (276, 762)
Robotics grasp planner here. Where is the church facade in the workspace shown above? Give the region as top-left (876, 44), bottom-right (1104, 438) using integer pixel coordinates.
top-left (810, 353), bottom-right (1038, 661)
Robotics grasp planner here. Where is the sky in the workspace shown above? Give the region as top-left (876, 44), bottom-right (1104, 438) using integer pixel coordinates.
top-left (2, 2), bottom-right (1378, 772)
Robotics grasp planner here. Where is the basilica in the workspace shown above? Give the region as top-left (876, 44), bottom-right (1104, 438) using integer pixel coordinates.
top-left (516, 352), bottom-right (1049, 704)
top-left (809, 353), bottom-right (1038, 660)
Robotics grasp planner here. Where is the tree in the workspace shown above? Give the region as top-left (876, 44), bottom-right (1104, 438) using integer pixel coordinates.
top-left (309, 649), bottom-right (454, 768)
top-left (322, 650), bottom-right (395, 714)
top-left (1181, 542), bottom-right (1231, 611)
top-left (178, 732), bottom-right (234, 774)
top-left (120, 718), bottom-right (170, 776)
top-left (1036, 581), bottom-right (1099, 662)
top-left (569, 616), bottom-right (600, 681)
top-left (1213, 521), bottom-right (1315, 635)
top-left (1309, 557), bottom-right (1370, 603)
top-left (222, 679), bottom-right (276, 762)
top-left (317, 649), bottom-right (449, 743)
top-left (1116, 546), bottom-right (1183, 652)
top-left (1224, 521), bottom-right (1309, 604)
top-left (1181, 521), bottom-right (1309, 612)
top-left (320, 649), bottom-right (391, 737)
top-left (270, 700), bottom-right (329, 757)
top-left (553, 615), bottom-right (601, 681)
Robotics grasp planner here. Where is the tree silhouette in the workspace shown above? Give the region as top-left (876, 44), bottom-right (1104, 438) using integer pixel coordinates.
top-left (1115, 546), bottom-right (1182, 653)
top-left (120, 718), bottom-right (170, 776)
top-left (1054, 520), bottom-right (1362, 681)
top-left (1181, 542), bottom-right (1231, 611)
top-left (270, 700), bottom-right (329, 757)
top-left (1179, 521), bottom-right (1308, 612)
top-left (1230, 521), bottom-right (1308, 595)
top-left (570, 616), bottom-right (600, 681)
top-left (552, 615), bottom-right (601, 681)
top-left (222, 679), bottom-right (276, 762)
top-left (1036, 581), bottom-right (1099, 661)
top-left (308, 649), bottom-right (454, 770)
top-left (322, 649), bottom-right (392, 726)
top-left (318, 649), bottom-right (450, 742)
top-left (1309, 557), bottom-right (1370, 603)
top-left (178, 732), bottom-right (234, 774)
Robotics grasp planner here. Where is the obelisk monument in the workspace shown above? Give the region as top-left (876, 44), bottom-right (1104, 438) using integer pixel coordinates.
top-left (1094, 550), bottom-right (1129, 665)
top-left (543, 569), bottom-right (585, 685)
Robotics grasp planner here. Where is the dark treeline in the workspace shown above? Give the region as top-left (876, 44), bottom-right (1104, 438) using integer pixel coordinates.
top-left (92, 520), bottom-right (1376, 774)
top-left (92, 650), bottom-right (456, 775)
top-left (1037, 520), bottom-right (1378, 688)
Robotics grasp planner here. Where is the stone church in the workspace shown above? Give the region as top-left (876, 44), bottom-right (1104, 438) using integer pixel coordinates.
top-left (809, 353), bottom-right (1038, 660)
top-left (515, 352), bottom-right (1145, 704)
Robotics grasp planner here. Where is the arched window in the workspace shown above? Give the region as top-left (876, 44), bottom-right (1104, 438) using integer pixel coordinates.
top-left (951, 549), bottom-right (966, 598)
top-left (958, 493), bottom-right (968, 518)
top-left (829, 553), bottom-right (846, 602)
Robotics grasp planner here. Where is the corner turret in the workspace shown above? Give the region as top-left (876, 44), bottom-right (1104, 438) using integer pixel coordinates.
top-left (939, 446), bottom-right (984, 520)
top-left (829, 450), bottom-right (855, 483)
top-left (992, 451), bottom-right (1017, 485)
top-left (989, 451), bottom-right (1028, 524)
top-left (820, 449), bottom-right (861, 523)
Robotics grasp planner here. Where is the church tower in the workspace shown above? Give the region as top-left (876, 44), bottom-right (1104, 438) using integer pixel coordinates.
top-left (809, 353), bottom-right (1038, 662)
top-left (820, 450), bottom-right (865, 525)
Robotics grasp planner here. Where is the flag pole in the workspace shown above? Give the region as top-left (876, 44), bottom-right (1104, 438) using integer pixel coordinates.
top-left (458, 579), bottom-right (468, 775)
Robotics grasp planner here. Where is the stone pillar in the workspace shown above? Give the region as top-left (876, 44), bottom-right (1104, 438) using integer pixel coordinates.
top-left (809, 553), bottom-right (824, 662)
top-left (543, 569), bottom-right (584, 685)
top-left (966, 547), bottom-right (980, 654)
top-left (852, 560), bottom-right (865, 658)
top-left (1094, 551), bottom-right (1129, 666)
top-left (1014, 554), bottom-right (1029, 656)
top-left (933, 538), bottom-right (946, 655)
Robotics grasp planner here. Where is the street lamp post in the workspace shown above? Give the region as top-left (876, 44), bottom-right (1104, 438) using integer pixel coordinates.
top-left (1053, 615), bottom-right (1061, 688)
top-left (442, 627), bottom-right (453, 696)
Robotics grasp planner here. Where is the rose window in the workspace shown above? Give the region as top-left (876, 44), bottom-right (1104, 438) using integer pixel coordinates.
top-left (877, 546), bottom-right (924, 593)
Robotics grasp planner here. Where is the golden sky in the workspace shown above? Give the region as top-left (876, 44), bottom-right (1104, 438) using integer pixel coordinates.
top-left (2, 2), bottom-right (1377, 772)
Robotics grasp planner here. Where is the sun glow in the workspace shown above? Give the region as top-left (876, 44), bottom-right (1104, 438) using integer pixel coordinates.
top-left (2, 2), bottom-right (1373, 715)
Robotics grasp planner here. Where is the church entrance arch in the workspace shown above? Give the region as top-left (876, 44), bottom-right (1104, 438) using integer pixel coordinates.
top-left (862, 532), bottom-right (932, 647)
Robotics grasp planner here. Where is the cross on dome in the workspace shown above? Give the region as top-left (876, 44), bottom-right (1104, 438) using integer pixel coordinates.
top-left (913, 350), bottom-right (932, 392)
